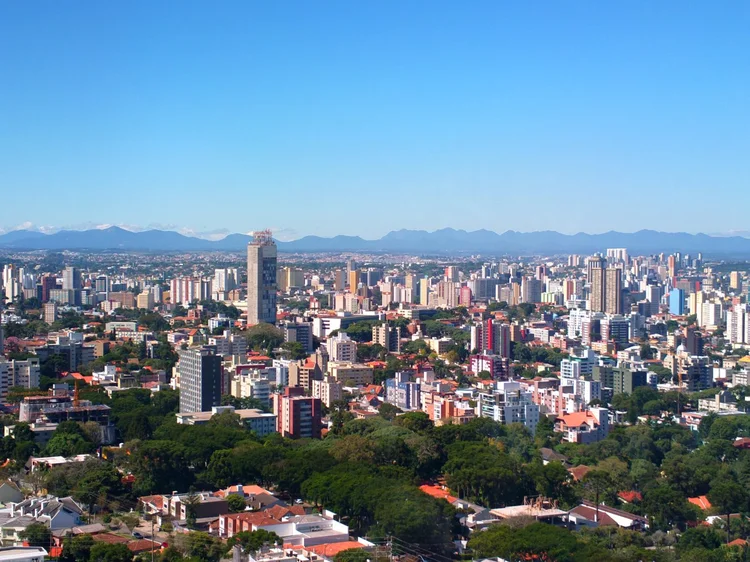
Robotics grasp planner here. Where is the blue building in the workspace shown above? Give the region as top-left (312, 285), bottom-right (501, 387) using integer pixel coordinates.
top-left (669, 288), bottom-right (685, 315)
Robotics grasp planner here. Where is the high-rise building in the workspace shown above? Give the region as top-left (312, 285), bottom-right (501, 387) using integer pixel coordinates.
top-left (247, 230), bottom-right (278, 325)
top-left (472, 319), bottom-right (512, 358)
top-left (137, 291), bottom-right (154, 310)
top-left (604, 268), bottom-right (623, 315)
top-left (521, 277), bottom-right (542, 304)
top-left (667, 255), bottom-right (676, 279)
top-left (730, 271), bottom-right (743, 292)
top-left (372, 323), bottom-right (401, 352)
top-left (273, 386), bottom-right (322, 439)
top-left (348, 269), bottom-right (360, 293)
top-left (589, 257), bottom-right (607, 312)
top-left (445, 266), bottom-right (459, 282)
top-left (43, 302), bottom-right (58, 324)
top-left (592, 365), bottom-right (647, 395)
top-left (283, 320), bottom-right (314, 354)
top-left (62, 267), bottom-right (81, 291)
top-left (327, 332), bottom-right (358, 362)
top-left (178, 346), bottom-right (223, 413)
top-left (333, 269), bottom-right (346, 291)
top-left (419, 277), bottom-right (429, 305)
top-left (669, 289), bottom-right (685, 316)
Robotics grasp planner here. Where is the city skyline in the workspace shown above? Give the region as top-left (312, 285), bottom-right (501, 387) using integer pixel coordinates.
top-left (2, 2), bottom-right (749, 237)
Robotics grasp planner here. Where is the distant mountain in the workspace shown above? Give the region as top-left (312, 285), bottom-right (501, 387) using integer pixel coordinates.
top-left (1, 226), bottom-right (750, 256)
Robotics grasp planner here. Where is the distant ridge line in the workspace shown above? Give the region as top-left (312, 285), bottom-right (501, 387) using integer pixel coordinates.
top-left (0, 226), bottom-right (749, 256)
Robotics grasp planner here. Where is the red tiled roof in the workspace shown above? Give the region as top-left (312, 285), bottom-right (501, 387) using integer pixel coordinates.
top-left (568, 465), bottom-right (591, 481)
top-left (419, 484), bottom-right (457, 503)
top-left (138, 495), bottom-right (164, 510)
top-left (306, 541), bottom-right (366, 557)
top-left (688, 496), bottom-right (712, 510)
top-left (617, 491), bottom-right (642, 503)
top-left (127, 539), bottom-right (162, 553)
top-left (556, 411), bottom-right (597, 428)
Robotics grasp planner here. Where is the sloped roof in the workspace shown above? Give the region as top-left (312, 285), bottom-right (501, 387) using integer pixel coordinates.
top-left (688, 496), bottom-right (712, 510)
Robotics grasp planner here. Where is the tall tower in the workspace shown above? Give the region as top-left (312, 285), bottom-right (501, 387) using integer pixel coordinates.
top-left (247, 230), bottom-right (278, 325)
top-left (178, 345), bottom-right (222, 413)
top-left (589, 257), bottom-right (607, 313)
top-left (604, 268), bottom-right (623, 315)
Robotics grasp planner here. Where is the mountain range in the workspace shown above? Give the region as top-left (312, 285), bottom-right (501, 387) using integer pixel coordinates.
top-left (1, 226), bottom-right (750, 256)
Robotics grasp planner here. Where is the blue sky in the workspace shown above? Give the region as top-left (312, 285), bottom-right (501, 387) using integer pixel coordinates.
top-left (1, 1), bottom-right (748, 240)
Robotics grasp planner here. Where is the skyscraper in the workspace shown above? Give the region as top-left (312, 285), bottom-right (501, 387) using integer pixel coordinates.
top-left (348, 269), bottom-right (360, 293)
top-left (669, 288), bottom-right (685, 316)
top-left (178, 346), bottom-right (223, 413)
top-left (589, 257), bottom-right (607, 313)
top-left (247, 230), bottom-right (278, 325)
top-left (62, 266), bottom-right (81, 291)
top-left (730, 271), bottom-right (742, 292)
top-left (605, 268), bottom-right (623, 315)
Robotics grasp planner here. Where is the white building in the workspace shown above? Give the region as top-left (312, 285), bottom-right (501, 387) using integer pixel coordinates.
top-left (476, 381), bottom-right (540, 434)
top-left (326, 332), bottom-right (357, 363)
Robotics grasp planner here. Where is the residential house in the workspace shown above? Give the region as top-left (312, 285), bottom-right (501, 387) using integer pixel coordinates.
top-left (555, 408), bottom-right (610, 444)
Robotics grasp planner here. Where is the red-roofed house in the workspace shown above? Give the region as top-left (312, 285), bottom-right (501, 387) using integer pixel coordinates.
top-left (688, 496), bottom-right (712, 510)
top-left (419, 484), bottom-right (457, 504)
top-left (556, 408), bottom-right (610, 444)
top-left (617, 491), bottom-right (642, 504)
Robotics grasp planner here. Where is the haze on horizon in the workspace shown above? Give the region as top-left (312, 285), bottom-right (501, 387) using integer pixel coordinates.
top-left (1, 1), bottom-right (748, 239)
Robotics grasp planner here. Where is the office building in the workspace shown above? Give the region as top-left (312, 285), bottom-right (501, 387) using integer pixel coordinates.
top-left (273, 386), bottom-right (322, 439)
top-left (178, 346), bottom-right (223, 413)
top-left (348, 269), bottom-right (360, 293)
top-left (669, 289), bottom-right (685, 316)
top-left (247, 231), bottom-right (278, 325)
top-left (601, 315), bottom-right (630, 345)
top-left (62, 267), bottom-right (81, 291)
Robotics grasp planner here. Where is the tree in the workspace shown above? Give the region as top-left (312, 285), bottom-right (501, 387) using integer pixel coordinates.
top-left (708, 479), bottom-right (748, 543)
top-left (89, 542), bottom-right (133, 562)
top-left (20, 523), bottom-right (51, 548)
top-left (581, 470), bottom-right (613, 524)
top-left (61, 533), bottom-right (95, 562)
top-left (228, 529), bottom-right (281, 552)
top-left (333, 549), bottom-right (371, 562)
top-left (468, 522), bottom-right (595, 562)
top-left (178, 531), bottom-right (226, 562)
top-left (44, 432), bottom-right (95, 457)
top-left (184, 490), bottom-right (200, 530)
top-left (280, 341), bottom-right (307, 360)
top-left (226, 493), bottom-right (248, 513)
top-left (378, 403), bottom-right (402, 421)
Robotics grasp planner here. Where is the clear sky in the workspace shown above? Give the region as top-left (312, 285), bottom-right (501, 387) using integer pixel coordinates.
top-left (1, 1), bottom-right (748, 240)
